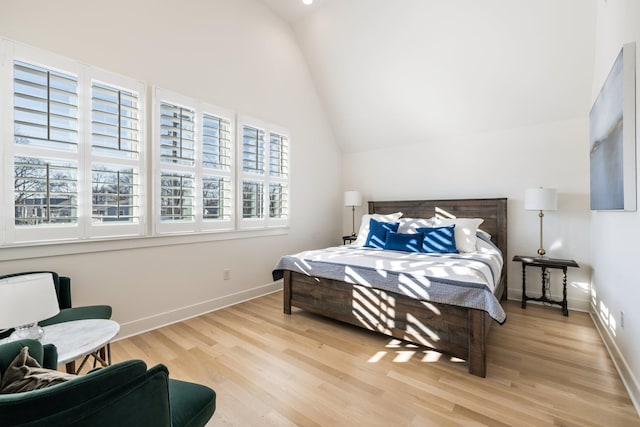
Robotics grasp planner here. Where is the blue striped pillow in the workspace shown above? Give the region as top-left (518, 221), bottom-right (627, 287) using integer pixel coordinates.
top-left (365, 219), bottom-right (399, 249)
top-left (384, 231), bottom-right (423, 253)
top-left (416, 225), bottom-right (459, 253)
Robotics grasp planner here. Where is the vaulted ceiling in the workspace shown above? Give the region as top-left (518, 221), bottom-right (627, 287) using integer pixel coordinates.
top-left (260, 0), bottom-right (597, 153)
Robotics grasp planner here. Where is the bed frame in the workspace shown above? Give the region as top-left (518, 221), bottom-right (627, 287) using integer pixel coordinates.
top-left (283, 198), bottom-right (507, 377)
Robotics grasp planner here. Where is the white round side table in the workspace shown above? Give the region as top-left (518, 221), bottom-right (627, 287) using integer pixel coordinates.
top-left (41, 319), bottom-right (120, 373)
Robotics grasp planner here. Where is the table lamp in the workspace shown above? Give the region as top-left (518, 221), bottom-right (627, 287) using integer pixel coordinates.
top-left (344, 190), bottom-right (362, 236)
top-left (0, 273), bottom-right (60, 342)
top-left (524, 187), bottom-right (558, 256)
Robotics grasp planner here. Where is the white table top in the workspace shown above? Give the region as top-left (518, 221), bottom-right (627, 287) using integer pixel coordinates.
top-left (41, 319), bottom-right (120, 365)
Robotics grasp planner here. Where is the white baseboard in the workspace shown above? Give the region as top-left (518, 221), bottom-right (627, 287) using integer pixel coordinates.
top-left (115, 281), bottom-right (283, 340)
top-left (590, 302), bottom-right (640, 416)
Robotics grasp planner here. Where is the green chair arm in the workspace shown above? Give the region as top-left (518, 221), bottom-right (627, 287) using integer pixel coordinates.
top-left (40, 305), bottom-right (113, 327)
top-left (169, 378), bottom-right (217, 427)
top-left (41, 344), bottom-right (58, 369)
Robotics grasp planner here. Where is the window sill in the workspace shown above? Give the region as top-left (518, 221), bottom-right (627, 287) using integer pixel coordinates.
top-left (0, 227), bottom-right (289, 261)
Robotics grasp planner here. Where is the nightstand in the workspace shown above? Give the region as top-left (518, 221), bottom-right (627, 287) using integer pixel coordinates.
top-left (342, 235), bottom-right (357, 245)
top-left (513, 255), bottom-right (579, 316)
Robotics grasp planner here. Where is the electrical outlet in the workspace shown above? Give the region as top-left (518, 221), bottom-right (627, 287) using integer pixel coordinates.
top-left (223, 269), bottom-right (231, 280)
top-left (621, 311), bottom-right (624, 328)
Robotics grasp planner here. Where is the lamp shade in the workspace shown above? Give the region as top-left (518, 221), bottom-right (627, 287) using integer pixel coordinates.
top-left (524, 188), bottom-right (558, 211)
top-left (0, 273), bottom-right (60, 330)
top-left (344, 191), bottom-right (362, 207)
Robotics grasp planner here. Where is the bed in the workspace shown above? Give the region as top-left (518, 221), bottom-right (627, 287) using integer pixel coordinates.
top-left (273, 198), bottom-right (507, 377)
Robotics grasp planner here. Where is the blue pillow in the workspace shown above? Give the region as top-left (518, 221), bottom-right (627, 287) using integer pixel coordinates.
top-left (384, 231), bottom-right (423, 253)
top-left (416, 225), bottom-right (459, 253)
top-left (365, 219), bottom-right (399, 249)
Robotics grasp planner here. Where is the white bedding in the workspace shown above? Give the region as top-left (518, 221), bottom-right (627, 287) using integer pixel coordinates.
top-left (273, 234), bottom-right (506, 323)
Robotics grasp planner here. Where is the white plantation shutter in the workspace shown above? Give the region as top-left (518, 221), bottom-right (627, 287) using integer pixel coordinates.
top-left (13, 61), bottom-right (78, 151)
top-left (160, 171), bottom-right (195, 221)
top-left (242, 125), bottom-right (265, 175)
top-left (1, 40), bottom-right (289, 247)
top-left (13, 156), bottom-right (78, 225)
top-left (268, 132), bottom-right (288, 220)
top-left (160, 102), bottom-right (195, 166)
top-left (91, 165), bottom-right (139, 223)
top-left (202, 112), bottom-right (233, 225)
top-left (1, 40), bottom-right (147, 243)
top-left (238, 117), bottom-right (289, 229)
top-left (241, 124), bottom-right (265, 222)
top-left (203, 176), bottom-right (231, 220)
top-left (154, 88), bottom-right (235, 234)
top-left (7, 53), bottom-right (82, 243)
top-left (91, 82), bottom-right (140, 158)
top-left (202, 113), bottom-right (232, 171)
top-left (89, 77), bottom-right (145, 234)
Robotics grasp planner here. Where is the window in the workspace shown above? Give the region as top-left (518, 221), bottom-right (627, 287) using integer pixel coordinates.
top-left (1, 39), bottom-right (146, 244)
top-left (153, 88), bottom-right (234, 234)
top-left (268, 132), bottom-right (289, 220)
top-left (238, 117), bottom-right (289, 229)
top-left (90, 73), bottom-right (144, 235)
top-left (12, 60), bottom-right (80, 235)
top-left (1, 40), bottom-right (288, 248)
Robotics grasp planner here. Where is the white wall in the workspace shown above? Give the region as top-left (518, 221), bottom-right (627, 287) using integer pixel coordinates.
top-left (343, 118), bottom-right (593, 310)
top-left (590, 0), bottom-right (640, 411)
top-left (0, 0), bottom-right (342, 336)
top-left (293, 0), bottom-right (597, 154)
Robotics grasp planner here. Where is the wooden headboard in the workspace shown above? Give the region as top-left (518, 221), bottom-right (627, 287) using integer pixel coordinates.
top-left (368, 198), bottom-right (508, 261)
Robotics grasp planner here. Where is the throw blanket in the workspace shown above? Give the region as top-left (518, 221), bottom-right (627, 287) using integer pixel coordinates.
top-left (273, 235), bottom-right (506, 323)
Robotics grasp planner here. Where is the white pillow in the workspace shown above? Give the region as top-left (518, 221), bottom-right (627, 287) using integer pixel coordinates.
top-left (353, 212), bottom-right (403, 246)
top-left (397, 217), bottom-right (435, 234)
top-left (434, 218), bottom-right (484, 253)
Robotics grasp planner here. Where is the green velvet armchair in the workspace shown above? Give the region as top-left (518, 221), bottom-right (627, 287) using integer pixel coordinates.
top-left (0, 271), bottom-right (112, 339)
top-left (0, 339), bottom-right (216, 426)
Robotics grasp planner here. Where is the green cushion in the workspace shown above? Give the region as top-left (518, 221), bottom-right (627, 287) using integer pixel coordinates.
top-left (169, 379), bottom-right (216, 427)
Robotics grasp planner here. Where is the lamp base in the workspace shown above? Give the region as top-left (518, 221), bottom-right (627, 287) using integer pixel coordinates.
top-left (6, 323), bottom-right (45, 342)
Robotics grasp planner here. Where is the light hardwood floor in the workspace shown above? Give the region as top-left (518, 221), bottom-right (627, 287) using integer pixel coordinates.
top-left (110, 292), bottom-right (639, 426)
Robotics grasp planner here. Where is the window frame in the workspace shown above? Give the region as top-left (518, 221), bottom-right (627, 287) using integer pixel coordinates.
top-left (87, 66), bottom-right (146, 239)
top-left (0, 39), bottom-right (147, 245)
top-left (1, 41), bottom-right (83, 244)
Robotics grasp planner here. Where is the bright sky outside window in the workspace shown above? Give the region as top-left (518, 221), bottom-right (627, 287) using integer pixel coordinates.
top-left (14, 156), bottom-right (78, 225)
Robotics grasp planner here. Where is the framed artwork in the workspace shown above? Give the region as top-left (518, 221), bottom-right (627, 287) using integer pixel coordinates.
top-left (589, 42), bottom-right (636, 211)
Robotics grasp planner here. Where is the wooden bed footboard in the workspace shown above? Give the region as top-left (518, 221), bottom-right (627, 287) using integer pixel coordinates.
top-left (284, 269), bottom-right (505, 377)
